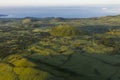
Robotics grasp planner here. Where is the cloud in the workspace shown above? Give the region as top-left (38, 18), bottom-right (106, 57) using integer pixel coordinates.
top-left (102, 8), bottom-right (108, 10)
top-left (102, 7), bottom-right (120, 14)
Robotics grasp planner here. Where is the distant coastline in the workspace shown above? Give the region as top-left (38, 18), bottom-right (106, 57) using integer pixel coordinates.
top-left (0, 5), bottom-right (120, 18)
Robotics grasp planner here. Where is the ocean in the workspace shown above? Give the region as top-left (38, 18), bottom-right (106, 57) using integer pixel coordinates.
top-left (0, 5), bottom-right (120, 18)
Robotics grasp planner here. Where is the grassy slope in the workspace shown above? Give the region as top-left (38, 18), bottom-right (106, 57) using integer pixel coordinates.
top-left (0, 15), bottom-right (120, 80)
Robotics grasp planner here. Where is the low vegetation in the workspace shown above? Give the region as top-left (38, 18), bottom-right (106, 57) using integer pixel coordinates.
top-left (0, 15), bottom-right (120, 80)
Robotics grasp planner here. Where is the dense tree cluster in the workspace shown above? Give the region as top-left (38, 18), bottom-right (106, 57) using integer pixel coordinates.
top-left (50, 24), bottom-right (86, 37)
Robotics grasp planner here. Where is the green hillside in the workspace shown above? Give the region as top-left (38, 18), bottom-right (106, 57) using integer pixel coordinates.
top-left (0, 15), bottom-right (120, 80)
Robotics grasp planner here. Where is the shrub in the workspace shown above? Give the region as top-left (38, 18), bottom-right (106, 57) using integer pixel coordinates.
top-left (22, 19), bottom-right (32, 24)
top-left (50, 24), bottom-right (81, 37)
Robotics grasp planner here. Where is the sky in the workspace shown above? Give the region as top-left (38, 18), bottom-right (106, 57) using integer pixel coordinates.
top-left (0, 0), bottom-right (120, 7)
top-left (0, 0), bottom-right (120, 18)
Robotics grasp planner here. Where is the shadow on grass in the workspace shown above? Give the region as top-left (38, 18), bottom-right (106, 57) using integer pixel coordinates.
top-left (24, 53), bottom-right (120, 80)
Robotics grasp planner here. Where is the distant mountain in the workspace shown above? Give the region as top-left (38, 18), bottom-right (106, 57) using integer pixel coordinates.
top-left (0, 14), bottom-right (8, 17)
